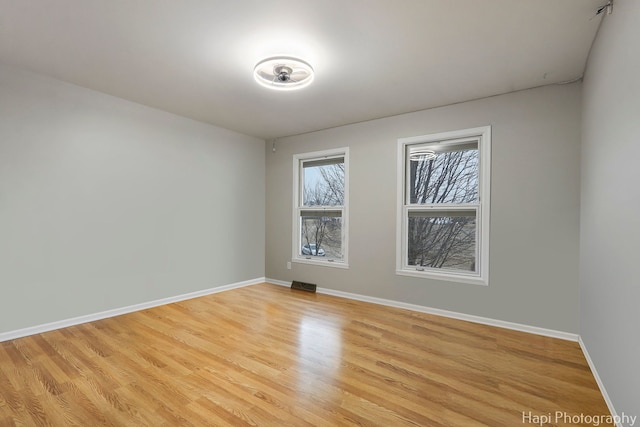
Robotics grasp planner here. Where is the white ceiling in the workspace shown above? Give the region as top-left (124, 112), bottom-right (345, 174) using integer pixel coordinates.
top-left (0, 0), bottom-right (604, 140)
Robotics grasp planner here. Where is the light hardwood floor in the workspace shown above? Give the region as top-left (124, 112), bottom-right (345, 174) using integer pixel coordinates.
top-left (0, 283), bottom-right (612, 426)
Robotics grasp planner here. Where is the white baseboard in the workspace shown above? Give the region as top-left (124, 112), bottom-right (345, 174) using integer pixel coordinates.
top-left (2, 276), bottom-right (578, 344)
top-left (266, 278), bottom-right (293, 287)
top-left (579, 337), bottom-right (621, 427)
top-left (0, 277), bottom-right (265, 343)
top-left (265, 278), bottom-right (579, 342)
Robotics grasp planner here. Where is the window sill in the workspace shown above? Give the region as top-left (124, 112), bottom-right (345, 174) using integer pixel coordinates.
top-left (395, 269), bottom-right (488, 286)
top-left (293, 258), bottom-right (350, 269)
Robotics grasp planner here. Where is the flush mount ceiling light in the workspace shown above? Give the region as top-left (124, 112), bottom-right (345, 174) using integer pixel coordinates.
top-left (410, 148), bottom-right (438, 161)
top-left (253, 56), bottom-right (314, 91)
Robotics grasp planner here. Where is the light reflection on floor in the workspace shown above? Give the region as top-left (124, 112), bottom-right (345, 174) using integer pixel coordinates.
top-left (296, 314), bottom-right (343, 395)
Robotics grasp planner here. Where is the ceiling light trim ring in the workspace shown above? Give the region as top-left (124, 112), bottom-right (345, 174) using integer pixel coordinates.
top-left (254, 56), bottom-right (314, 91)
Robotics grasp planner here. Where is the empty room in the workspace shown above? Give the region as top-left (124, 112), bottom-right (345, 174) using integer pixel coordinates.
top-left (0, 0), bottom-right (638, 426)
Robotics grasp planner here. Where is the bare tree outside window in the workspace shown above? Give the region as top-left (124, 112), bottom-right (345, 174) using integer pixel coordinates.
top-left (304, 162), bottom-right (344, 206)
top-left (300, 158), bottom-right (345, 260)
top-left (407, 145), bottom-right (479, 272)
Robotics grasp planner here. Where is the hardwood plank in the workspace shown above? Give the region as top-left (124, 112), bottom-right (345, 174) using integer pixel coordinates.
top-left (0, 283), bottom-right (612, 426)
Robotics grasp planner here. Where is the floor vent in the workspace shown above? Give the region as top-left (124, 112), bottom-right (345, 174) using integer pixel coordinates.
top-left (291, 281), bottom-right (317, 293)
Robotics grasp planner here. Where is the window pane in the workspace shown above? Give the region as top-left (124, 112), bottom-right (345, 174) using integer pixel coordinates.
top-left (408, 143), bottom-right (478, 204)
top-left (407, 214), bottom-right (476, 272)
top-left (303, 157), bottom-right (344, 207)
top-left (300, 214), bottom-right (343, 260)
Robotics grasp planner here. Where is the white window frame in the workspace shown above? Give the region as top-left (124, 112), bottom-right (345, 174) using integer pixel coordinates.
top-left (396, 126), bottom-right (491, 285)
top-left (292, 147), bottom-right (349, 268)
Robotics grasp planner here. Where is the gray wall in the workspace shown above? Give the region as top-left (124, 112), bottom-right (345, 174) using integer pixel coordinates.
top-left (580, 0), bottom-right (640, 417)
top-left (266, 83), bottom-right (582, 333)
top-left (0, 65), bottom-right (265, 334)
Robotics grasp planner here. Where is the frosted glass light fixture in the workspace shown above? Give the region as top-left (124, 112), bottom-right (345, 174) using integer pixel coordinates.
top-left (254, 56), bottom-right (314, 91)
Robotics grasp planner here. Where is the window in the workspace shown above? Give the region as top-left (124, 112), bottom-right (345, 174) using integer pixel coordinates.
top-left (293, 148), bottom-right (349, 268)
top-left (397, 127), bottom-right (491, 285)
